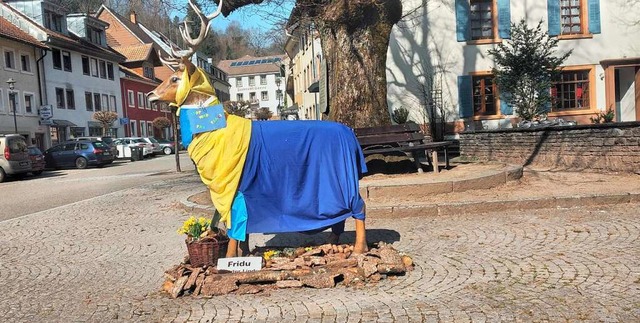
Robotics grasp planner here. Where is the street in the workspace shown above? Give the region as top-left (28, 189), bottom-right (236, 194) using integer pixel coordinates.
top-left (0, 153), bottom-right (195, 222)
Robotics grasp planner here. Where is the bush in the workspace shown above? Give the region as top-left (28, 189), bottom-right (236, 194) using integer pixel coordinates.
top-left (254, 107), bottom-right (273, 121)
top-left (392, 107), bottom-right (409, 124)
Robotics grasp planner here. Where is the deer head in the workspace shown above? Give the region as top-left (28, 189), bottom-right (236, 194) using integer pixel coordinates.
top-left (147, 0), bottom-right (223, 107)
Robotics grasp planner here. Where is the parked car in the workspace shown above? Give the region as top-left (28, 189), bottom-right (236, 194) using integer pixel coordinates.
top-left (141, 137), bottom-right (162, 155)
top-left (70, 136), bottom-right (118, 156)
top-left (27, 146), bottom-right (45, 176)
top-left (155, 138), bottom-right (176, 155)
top-left (113, 138), bottom-right (153, 158)
top-left (44, 141), bottom-right (114, 169)
top-left (0, 134), bottom-right (31, 183)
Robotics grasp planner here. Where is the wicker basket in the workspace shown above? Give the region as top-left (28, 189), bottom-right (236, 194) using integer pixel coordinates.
top-left (186, 236), bottom-right (229, 267)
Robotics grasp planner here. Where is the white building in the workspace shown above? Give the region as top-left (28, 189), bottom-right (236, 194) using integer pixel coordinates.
top-left (0, 16), bottom-right (48, 148)
top-left (1, 0), bottom-right (125, 145)
top-left (218, 55), bottom-right (286, 118)
top-left (385, 0), bottom-right (640, 135)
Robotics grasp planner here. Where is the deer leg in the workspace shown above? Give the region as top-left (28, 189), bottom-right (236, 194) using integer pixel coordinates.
top-left (353, 204), bottom-right (368, 254)
top-left (327, 220), bottom-right (345, 245)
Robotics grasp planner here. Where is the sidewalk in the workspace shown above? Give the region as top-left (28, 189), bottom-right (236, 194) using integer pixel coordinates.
top-left (183, 162), bottom-right (640, 217)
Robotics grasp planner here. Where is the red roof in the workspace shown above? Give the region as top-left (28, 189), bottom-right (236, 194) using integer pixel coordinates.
top-left (0, 16), bottom-right (47, 49)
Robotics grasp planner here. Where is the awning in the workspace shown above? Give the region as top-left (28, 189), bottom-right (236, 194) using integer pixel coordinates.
top-left (87, 121), bottom-right (102, 128)
top-left (52, 119), bottom-right (77, 127)
top-left (600, 57), bottom-right (640, 68)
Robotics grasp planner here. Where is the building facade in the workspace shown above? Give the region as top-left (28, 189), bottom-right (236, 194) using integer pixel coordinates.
top-left (385, 0), bottom-right (640, 135)
top-left (218, 55), bottom-right (286, 118)
top-left (1, 0), bottom-right (125, 146)
top-left (192, 53), bottom-right (231, 103)
top-left (284, 24), bottom-right (323, 120)
top-left (0, 16), bottom-right (48, 149)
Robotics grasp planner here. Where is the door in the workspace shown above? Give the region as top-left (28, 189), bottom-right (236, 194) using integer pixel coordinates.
top-left (60, 143), bottom-right (78, 166)
top-left (616, 67), bottom-right (637, 122)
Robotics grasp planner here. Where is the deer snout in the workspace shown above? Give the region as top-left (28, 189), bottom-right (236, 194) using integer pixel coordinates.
top-left (147, 91), bottom-right (160, 102)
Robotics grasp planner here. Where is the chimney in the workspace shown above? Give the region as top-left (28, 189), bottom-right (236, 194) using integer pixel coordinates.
top-left (130, 11), bottom-right (137, 24)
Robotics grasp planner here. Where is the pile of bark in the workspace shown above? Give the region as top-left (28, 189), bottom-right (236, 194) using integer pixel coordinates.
top-left (162, 242), bottom-right (413, 297)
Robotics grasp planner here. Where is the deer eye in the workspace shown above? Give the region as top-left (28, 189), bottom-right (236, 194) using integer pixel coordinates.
top-left (171, 76), bottom-right (179, 83)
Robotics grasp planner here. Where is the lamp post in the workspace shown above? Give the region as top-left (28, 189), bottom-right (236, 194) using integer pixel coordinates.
top-left (275, 77), bottom-right (282, 111)
top-left (6, 78), bottom-right (17, 134)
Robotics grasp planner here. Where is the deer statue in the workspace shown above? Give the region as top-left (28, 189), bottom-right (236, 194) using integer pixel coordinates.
top-left (148, 0), bottom-right (368, 258)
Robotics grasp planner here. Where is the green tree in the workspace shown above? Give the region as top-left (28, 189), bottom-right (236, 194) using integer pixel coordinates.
top-left (488, 20), bottom-right (572, 121)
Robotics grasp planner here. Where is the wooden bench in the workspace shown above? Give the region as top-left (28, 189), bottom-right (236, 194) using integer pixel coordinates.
top-left (354, 123), bottom-right (451, 173)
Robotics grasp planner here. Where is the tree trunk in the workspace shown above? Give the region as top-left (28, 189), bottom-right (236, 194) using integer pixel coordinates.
top-left (172, 109), bottom-right (182, 173)
top-left (316, 0), bottom-right (402, 129)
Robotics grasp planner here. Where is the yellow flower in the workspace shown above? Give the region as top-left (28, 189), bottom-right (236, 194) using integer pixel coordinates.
top-left (263, 250), bottom-right (277, 261)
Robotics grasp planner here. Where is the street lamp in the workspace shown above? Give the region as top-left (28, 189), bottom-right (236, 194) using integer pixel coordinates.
top-left (6, 78), bottom-right (17, 134)
top-left (275, 77), bottom-right (282, 113)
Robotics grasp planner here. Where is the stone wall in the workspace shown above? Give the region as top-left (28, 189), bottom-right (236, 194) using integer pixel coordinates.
top-left (459, 122), bottom-right (640, 173)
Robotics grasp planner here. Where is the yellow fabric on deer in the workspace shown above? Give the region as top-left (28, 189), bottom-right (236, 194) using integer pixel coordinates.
top-left (176, 67), bottom-right (252, 229)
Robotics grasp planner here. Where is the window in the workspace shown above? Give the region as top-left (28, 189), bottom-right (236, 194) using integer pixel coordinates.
top-left (130, 120), bottom-right (137, 136)
top-left (52, 48), bottom-right (61, 70)
top-left (99, 60), bottom-right (106, 78)
top-left (261, 91), bottom-right (268, 101)
top-left (127, 90), bottom-right (135, 107)
top-left (43, 10), bottom-right (64, 33)
top-left (110, 95), bottom-right (117, 113)
top-left (87, 27), bottom-right (103, 45)
top-left (148, 123), bottom-right (153, 137)
top-left (249, 92), bottom-right (256, 101)
top-left (560, 0), bottom-right (584, 35)
top-left (140, 120), bottom-right (146, 136)
top-left (260, 75), bottom-right (267, 85)
top-left (469, 0), bottom-right (495, 40)
top-left (82, 56), bottom-right (90, 75)
top-left (146, 98), bottom-right (151, 110)
top-left (22, 93), bottom-right (33, 114)
top-left (236, 93), bottom-right (243, 101)
top-left (472, 74), bottom-right (497, 116)
top-left (85, 92), bottom-right (93, 111)
top-left (143, 66), bottom-right (154, 79)
top-left (137, 92), bottom-right (145, 109)
top-left (249, 77), bottom-right (255, 86)
top-left (107, 63), bottom-right (114, 80)
top-left (62, 51), bottom-right (71, 72)
top-left (55, 88), bottom-right (65, 109)
top-left (4, 49), bottom-right (16, 70)
top-left (236, 78), bottom-right (242, 87)
top-left (66, 89), bottom-right (75, 109)
top-left (20, 54), bottom-right (31, 72)
top-left (551, 68), bottom-right (592, 111)
top-left (8, 91), bottom-right (19, 114)
top-left (91, 58), bottom-right (98, 77)
top-left (94, 93), bottom-right (101, 111)
top-left (0, 89), bottom-right (4, 113)
top-left (102, 94), bottom-right (109, 111)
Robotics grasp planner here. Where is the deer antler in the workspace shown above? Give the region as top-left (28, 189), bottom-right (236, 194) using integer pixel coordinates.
top-left (177, 0), bottom-right (223, 59)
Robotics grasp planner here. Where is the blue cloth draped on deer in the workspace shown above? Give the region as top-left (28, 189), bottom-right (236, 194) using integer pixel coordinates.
top-left (227, 120), bottom-right (368, 241)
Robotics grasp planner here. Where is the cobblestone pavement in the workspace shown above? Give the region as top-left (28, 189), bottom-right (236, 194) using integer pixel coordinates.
top-left (0, 174), bottom-right (639, 322)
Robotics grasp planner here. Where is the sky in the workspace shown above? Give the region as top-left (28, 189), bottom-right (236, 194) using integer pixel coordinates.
top-left (173, 0), bottom-right (295, 32)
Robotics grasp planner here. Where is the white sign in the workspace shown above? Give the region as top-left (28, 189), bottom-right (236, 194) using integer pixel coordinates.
top-left (39, 105), bottom-right (53, 125)
top-left (217, 256), bottom-right (262, 272)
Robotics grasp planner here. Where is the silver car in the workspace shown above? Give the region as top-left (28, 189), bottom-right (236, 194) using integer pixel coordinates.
top-left (0, 134), bottom-right (31, 182)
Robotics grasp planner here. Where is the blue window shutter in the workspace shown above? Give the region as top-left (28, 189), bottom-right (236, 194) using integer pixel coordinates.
top-left (455, 0), bottom-right (470, 42)
top-left (497, 0), bottom-right (511, 39)
top-left (499, 92), bottom-right (513, 115)
top-left (547, 0), bottom-right (561, 36)
top-left (588, 0), bottom-right (601, 34)
top-left (458, 76), bottom-right (473, 118)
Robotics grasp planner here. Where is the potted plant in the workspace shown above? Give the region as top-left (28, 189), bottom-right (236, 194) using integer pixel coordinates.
top-left (178, 215), bottom-right (229, 267)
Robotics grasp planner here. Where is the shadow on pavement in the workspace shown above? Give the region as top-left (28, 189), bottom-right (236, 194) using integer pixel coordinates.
top-left (261, 228), bottom-right (401, 248)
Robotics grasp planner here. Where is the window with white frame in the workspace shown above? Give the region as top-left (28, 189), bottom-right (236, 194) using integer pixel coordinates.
top-left (127, 90), bottom-right (135, 107)
top-left (90, 58), bottom-right (98, 77)
top-left (8, 91), bottom-right (19, 114)
top-left (148, 123), bottom-right (153, 137)
top-left (261, 91), bottom-right (268, 101)
top-left (130, 120), bottom-right (137, 136)
top-left (260, 75), bottom-right (267, 85)
top-left (0, 89), bottom-right (4, 113)
top-left (249, 76), bottom-right (255, 86)
top-left (146, 97), bottom-right (151, 110)
top-left (81, 56), bottom-right (90, 75)
top-left (62, 51), bottom-right (72, 72)
top-left (4, 49), bottom-right (16, 70)
top-left (24, 93), bottom-right (34, 114)
top-left (99, 60), bottom-right (106, 79)
top-left (236, 93), bottom-right (243, 101)
top-left (55, 88), bottom-right (65, 109)
top-left (107, 62), bottom-right (114, 80)
top-left (110, 95), bottom-right (117, 113)
top-left (151, 102), bottom-right (157, 111)
top-left (137, 92), bottom-right (145, 109)
top-left (236, 78), bottom-right (242, 87)
top-left (140, 120), bottom-right (146, 136)
top-left (20, 53), bottom-right (31, 73)
top-left (102, 94), bottom-right (109, 111)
